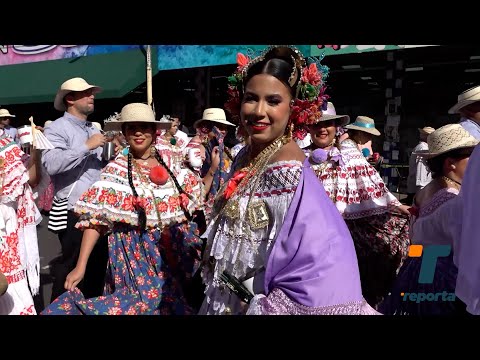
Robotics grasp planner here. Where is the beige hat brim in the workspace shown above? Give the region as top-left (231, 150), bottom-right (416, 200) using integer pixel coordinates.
top-left (54, 85), bottom-right (102, 112)
top-left (448, 99), bottom-right (480, 114)
top-left (414, 141), bottom-right (479, 159)
top-left (344, 124), bottom-right (381, 136)
top-left (418, 127), bottom-right (434, 135)
top-left (314, 114), bottom-right (350, 127)
top-left (0, 114), bottom-right (15, 118)
top-left (104, 119), bottom-right (172, 132)
top-left (193, 117), bottom-right (236, 129)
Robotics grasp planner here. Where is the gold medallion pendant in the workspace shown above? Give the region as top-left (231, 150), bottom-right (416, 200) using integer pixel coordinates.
top-left (247, 200), bottom-right (269, 229)
top-left (224, 199), bottom-right (240, 220)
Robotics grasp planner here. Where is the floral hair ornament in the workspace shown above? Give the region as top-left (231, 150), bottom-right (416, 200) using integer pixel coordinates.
top-left (224, 45), bottom-right (330, 142)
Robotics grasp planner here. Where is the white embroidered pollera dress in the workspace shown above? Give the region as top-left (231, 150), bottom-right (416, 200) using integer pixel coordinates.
top-left (41, 155), bottom-right (204, 315)
top-left (0, 131), bottom-right (47, 315)
top-left (310, 139), bottom-right (410, 308)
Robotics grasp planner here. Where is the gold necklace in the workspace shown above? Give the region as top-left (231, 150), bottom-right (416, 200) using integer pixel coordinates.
top-left (213, 135), bottom-right (289, 231)
top-left (442, 175), bottom-right (462, 188)
top-left (206, 135), bottom-right (289, 275)
top-left (132, 153), bottom-right (152, 166)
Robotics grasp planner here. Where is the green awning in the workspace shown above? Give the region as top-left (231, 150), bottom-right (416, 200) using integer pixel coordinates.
top-left (0, 47), bottom-right (158, 105)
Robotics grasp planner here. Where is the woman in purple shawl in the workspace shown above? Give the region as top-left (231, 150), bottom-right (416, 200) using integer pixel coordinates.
top-left (198, 46), bottom-right (378, 315)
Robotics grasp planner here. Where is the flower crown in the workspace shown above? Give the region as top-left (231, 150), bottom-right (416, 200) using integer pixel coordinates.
top-left (224, 45), bottom-right (330, 141)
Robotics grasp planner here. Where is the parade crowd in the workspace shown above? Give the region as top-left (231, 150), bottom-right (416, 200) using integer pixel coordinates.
top-left (1, 45), bottom-right (480, 316)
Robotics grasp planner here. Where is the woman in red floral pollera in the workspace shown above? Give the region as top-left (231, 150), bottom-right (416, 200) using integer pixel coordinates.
top-left (41, 103), bottom-right (204, 315)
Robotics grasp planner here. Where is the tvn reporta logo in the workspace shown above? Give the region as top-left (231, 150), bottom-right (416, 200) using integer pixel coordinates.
top-left (401, 244), bottom-right (456, 303)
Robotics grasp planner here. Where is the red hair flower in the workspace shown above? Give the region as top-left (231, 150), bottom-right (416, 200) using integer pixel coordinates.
top-left (237, 53), bottom-right (250, 71)
top-left (301, 63), bottom-right (322, 87)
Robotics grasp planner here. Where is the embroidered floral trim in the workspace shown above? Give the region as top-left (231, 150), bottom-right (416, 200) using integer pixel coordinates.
top-left (5, 269), bottom-right (26, 284)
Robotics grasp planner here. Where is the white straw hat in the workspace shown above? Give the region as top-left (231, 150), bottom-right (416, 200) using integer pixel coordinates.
top-left (105, 103), bottom-right (171, 132)
top-left (54, 77), bottom-right (102, 111)
top-left (448, 85), bottom-right (480, 114)
top-left (344, 116), bottom-right (381, 136)
top-left (313, 102), bottom-right (350, 127)
top-left (415, 124), bottom-right (479, 158)
top-left (193, 108), bottom-right (235, 129)
top-left (0, 108), bottom-right (16, 118)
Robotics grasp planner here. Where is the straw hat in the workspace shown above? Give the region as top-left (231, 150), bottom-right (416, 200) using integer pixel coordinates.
top-left (415, 124), bottom-right (479, 159)
top-left (105, 103), bottom-right (172, 132)
top-left (313, 102), bottom-right (350, 127)
top-left (418, 126), bottom-right (435, 135)
top-left (0, 109), bottom-right (16, 118)
top-left (54, 77), bottom-right (102, 112)
top-left (344, 116), bottom-right (381, 136)
top-left (193, 108), bottom-right (235, 129)
top-left (448, 85), bottom-right (480, 114)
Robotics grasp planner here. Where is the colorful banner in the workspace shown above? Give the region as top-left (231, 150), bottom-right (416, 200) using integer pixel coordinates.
top-left (0, 45), bottom-right (141, 66)
top-left (0, 45), bottom-right (313, 70)
top-left (0, 45), bottom-right (437, 69)
top-left (155, 45), bottom-right (312, 71)
top-left (311, 45), bottom-right (437, 57)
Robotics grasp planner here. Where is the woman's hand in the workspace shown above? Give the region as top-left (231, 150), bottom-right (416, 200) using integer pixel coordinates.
top-left (64, 266), bottom-right (86, 291)
top-left (211, 146), bottom-right (220, 172)
top-left (395, 204), bottom-right (411, 216)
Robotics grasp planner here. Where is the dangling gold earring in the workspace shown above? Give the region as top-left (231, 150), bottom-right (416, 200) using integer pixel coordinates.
top-left (150, 146), bottom-right (156, 156)
top-left (285, 122), bottom-right (293, 140)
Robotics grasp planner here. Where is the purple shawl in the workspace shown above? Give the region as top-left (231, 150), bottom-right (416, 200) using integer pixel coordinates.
top-left (264, 158), bottom-right (364, 307)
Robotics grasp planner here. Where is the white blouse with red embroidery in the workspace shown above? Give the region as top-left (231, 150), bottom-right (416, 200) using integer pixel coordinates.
top-left (311, 139), bottom-right (401, 219)
top-left (74, 156), bottom-right (203, 231)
